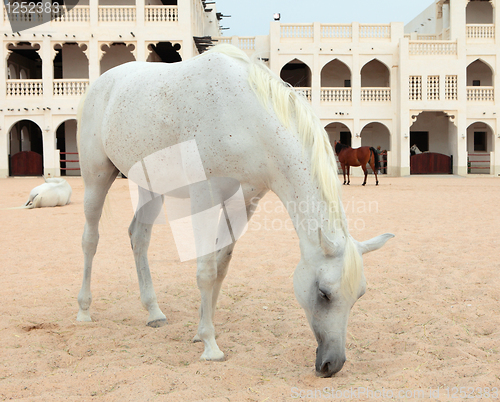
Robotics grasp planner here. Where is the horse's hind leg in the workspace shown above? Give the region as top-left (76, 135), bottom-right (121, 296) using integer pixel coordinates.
top-left (77, 163), bottom-right (119, 322)
top-left (346, 165), bottom-right (351, 185)
top-left (371, 160), bottom-right (379, 186)
top-left (128, 188), bottom-right (167, 327)
top-left (362, 164), bottom-right (368, 186)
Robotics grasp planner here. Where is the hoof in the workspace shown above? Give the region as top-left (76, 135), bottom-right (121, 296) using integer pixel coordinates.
top-left (362, 183), bottom-right (366, 186)
top-left (376, 182), bottom-right (379, 186)
top-left (192, 334), bottom-right (202, 343)
top-left (200, 352), bottom-right (225, 362)
top-left (76, 311), bottom-right (92, 322)
top-left (147, 318), bottom-right (167, 328)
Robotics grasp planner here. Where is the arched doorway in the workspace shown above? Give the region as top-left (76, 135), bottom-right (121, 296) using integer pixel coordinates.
top-left (325, 122), bottom-right (352, 148)
top-left (9, 120), bottom-right (43, 176)
top-left (56, 120), bottom-right (80, 176)
top-left (409, 112), bottom-right (455, 174)
top-left (360, 122), bottom-right (391, 175)
top-left (466, 122), bottom-right (494, 174)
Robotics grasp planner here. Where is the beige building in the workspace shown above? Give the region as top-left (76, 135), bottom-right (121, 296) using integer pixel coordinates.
top-left (1, 0), bottom-right (499, 177)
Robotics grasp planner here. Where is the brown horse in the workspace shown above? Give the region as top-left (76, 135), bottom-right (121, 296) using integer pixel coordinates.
top-left (334, 141), bottom-right (379, 186)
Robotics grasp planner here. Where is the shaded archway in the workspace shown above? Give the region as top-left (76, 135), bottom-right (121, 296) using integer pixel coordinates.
top-left (6, 42), bottom-right (42, 80)
top-left (466, 121), bottom-right (494, 174)
top-left (467, 59), bottom-right (493, 86)
top-left (56, 120), bottom-right (80, 176)
top-left (360, 122), bottom-right (391, 175)
top-left (361, 59), bottom-right (390, 87)
top-left (147, 42), bottom-right (182, 63)
top-left (325, 122), bottom-right (352, 148)
top-left (8, 120), bottom-right (43, 176)
top-left (409, 111), bottom-right (455, 174)
top-left (54, 43), bottom-right (89, 79)
top-left (100, 43), bottom-right (136, 74)
top-left (320, 59), bottom-right (351, 87)
top-left (466, 0), bottom-right (493, 24)
top-left (280, 59), bottom-right (312, 87)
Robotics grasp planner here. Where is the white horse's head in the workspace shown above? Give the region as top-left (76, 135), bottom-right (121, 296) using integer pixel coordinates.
top-left (293, 231), bottom-right (394, 377)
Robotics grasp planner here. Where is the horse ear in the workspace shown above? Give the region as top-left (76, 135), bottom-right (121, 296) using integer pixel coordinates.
top-left (318, 229), bottom-right (340, 256)
top-left (356, 233), bottom-right (394, 255)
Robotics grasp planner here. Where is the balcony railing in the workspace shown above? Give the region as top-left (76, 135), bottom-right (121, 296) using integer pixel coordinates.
top-left (359, 24), bottom-right (391, 39)
top-left (321, 24), bottom-right (352, 40)
top-left (52, 6), bottom-right (90, 22)
top-left (280, 24), bottom-right (314, 39)
top-left (6, 80), bottom-right (43, 97)
top-left (295, 87), bottom-right (312, 101)
top-left (281, 23), bottom-right (392, 41)
top-left (467, 86), bottom-right (494, 101)
top-left (98, 6), bottom-right (136, 22)
top-left (53, 79), bottom-right (89, 96)
top-left (361, 88), bottom-right (391, 102)
top-left (466, 24), bottom-right (495, 40)
top-left (145, 6), bottom-right (178, 22)
top-left (320, 88), bottom-right (352, 102)
top-left (409, 41), bottom-right (457, 56)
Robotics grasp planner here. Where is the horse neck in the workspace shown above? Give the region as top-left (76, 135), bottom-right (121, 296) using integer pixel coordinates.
top-left (269, 149), bottom-right (345, 250)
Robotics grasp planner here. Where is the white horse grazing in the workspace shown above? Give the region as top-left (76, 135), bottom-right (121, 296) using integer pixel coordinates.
top-left (76, 44), bottom-right (394, 377)
top-left (17, 177), bottom-right (72, 209)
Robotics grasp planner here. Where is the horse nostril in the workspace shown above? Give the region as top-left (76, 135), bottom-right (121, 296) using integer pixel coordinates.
top-left (317, 358), bottom-right (346, 378)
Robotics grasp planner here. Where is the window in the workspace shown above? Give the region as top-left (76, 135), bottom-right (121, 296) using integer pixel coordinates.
top-left (472, 80), bottom-right (480, 86)
top-left (344, 79), bottom-right (351, 88)
top-left (474, 132), bottom-right (486, 151)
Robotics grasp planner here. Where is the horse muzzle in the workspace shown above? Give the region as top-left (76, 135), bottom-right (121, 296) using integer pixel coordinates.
top-left (315, 347), bottom-right (346, 377)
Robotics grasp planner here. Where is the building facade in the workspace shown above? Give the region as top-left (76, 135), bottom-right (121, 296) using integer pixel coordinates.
top-left (1, 0), bottom-right (499, 177)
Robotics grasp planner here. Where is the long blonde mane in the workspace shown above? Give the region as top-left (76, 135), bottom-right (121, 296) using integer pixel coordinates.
top-left (206, 45), bottom-right (362, 296)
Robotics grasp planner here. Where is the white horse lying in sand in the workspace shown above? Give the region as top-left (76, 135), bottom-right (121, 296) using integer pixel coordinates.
top-left (76, 44), bottom-right (393, 377)
top-left (19, 177), bottom-right (72, 209)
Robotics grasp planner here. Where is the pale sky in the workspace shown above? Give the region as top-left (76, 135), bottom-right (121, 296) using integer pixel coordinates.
top-left (213, 0), bottom-right (435, 37)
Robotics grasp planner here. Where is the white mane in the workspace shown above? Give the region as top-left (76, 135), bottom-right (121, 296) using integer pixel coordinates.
top-left (206, 45), bottom-right (362, 296)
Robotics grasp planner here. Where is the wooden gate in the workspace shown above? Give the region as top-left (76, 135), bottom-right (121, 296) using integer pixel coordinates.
top-left (10, 151), bottom-right (43, 176)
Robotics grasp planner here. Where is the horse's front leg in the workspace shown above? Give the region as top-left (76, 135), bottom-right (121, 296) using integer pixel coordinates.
top-left (341, 163), bottom-right (347, 185)
top-left (128, 190), bottom-right (167, 327)
top-left (193, 243), bottom-right (234, 344)
top-left (196, 252), bottom-right (225, 361)
top-left (346, 165), bottom-right (350, 185)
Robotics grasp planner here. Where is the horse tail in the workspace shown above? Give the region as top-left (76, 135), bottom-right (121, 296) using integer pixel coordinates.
top-left (370, 147), bottom-right (380, 172)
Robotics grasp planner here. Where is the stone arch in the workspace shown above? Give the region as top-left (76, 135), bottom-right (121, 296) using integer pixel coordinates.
top-left (8, 119), bottom-right (44, 176)
top-left (360, 122), bottom-right (391, 152)
top-left (320, 59), bottom-right (351, 87)
top-left (360, 59), bottom-right (390, 87)
top-left (279, 58), bottom-right (312, 87)
top-left (324, 122), bottom-right (353, 148)
top-left (55, 119), bottom-right (80, 176)
top-left (466, 0), bottom-right (494, 24)
top-left (467, 59), bottom-right (494, 86)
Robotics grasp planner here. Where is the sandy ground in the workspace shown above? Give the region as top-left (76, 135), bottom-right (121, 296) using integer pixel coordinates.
top-left (0, 175), bottom-right (499, 401)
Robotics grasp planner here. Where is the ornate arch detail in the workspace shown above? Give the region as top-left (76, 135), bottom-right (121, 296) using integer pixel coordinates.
top-left (123, 42), bottom-right (137, 60)
top-left (52, 42), bottom-right (64, 61)
top-left (78, 42), bottom-right (89, 59)
top-left (98, 42), bottom-right (114, 61)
